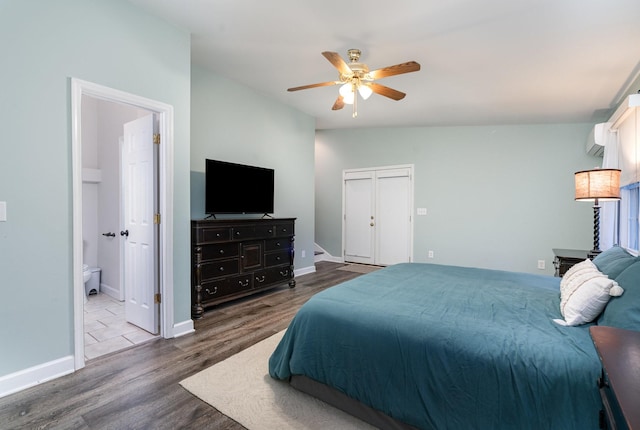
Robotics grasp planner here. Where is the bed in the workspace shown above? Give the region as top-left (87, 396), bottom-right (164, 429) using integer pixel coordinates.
top-left (269, 247), bottom-right (640, 430)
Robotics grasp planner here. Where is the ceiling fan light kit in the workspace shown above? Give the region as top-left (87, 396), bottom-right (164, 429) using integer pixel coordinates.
top-left (287, 49), bottom-right (420, 118)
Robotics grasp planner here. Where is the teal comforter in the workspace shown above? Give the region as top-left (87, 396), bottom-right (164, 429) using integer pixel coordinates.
top-left (269, 263), bottom-right (601, 430)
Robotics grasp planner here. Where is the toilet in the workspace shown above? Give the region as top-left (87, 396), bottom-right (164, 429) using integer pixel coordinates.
top-left (83, 265), bottom-right (101, 297)
top-left (83, 264), bottom-right (91, 284)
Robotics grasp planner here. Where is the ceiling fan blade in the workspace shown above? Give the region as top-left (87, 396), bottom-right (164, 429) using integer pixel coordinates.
top-left (331, 96), bottom-right (345, 110)
top-left (322, 51), bottom-right (352, 76)
top-left (368, 61), bottom-right (420, 80)
top-left (287, 81), bottom-right (339, 92)
top-left (368, 83), bottom-right (406, 101)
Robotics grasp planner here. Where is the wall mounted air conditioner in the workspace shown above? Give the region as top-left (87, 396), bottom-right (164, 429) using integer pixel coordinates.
top-left (587, 122), bottom-right (607, 156)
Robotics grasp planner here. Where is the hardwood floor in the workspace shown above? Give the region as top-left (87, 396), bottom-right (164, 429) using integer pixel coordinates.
top-left (0, 262), bottom-right (365, 430)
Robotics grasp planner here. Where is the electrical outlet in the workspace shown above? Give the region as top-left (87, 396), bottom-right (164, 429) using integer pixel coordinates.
top-left (428, 250), bottom-right (434, 258)
top-left (537, 260), bottom-right (545, 270)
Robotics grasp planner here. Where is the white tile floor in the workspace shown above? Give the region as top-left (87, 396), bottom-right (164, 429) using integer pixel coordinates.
top-left (84, 293), bottom-right (157, 360)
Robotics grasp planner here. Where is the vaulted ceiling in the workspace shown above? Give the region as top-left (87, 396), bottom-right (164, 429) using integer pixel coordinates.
top-left (128, 0), bottom-right (640, 130)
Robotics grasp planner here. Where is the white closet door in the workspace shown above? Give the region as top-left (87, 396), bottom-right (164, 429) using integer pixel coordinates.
top-left (343, 166), bottom-right (413, 266)
top-left (344, 171), bottom-right (375, 264)
top-left (376, 168), bottom-right (412, 265)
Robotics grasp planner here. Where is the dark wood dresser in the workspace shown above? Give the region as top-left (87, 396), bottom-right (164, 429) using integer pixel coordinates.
top-left (590, 326), bottom-right (640, 430)
top-left (191, 218), bottom-right (295, 319)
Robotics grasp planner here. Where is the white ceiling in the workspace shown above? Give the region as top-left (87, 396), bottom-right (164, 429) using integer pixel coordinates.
top-left (127, 0), bottom-right (640, 130)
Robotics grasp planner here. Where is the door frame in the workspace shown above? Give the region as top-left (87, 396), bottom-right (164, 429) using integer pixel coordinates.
top-left (70, 78), bottom-right (175, 370)
top-left (342, 164), bottom-right (414, 265)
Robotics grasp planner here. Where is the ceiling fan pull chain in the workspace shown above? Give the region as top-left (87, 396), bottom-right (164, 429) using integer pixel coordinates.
top-left (353, 82), bottom-right (358, 118)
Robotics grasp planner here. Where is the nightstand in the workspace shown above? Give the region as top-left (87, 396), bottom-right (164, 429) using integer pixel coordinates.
top-left (552, 248), bottom-right (589, 277)
top-left (590, 326), bottom-right (640, 430)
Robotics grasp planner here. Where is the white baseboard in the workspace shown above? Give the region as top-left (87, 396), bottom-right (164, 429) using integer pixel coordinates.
top-left (315, 253), bottom-right (343, 263)
top-left (0, 355), bottom-right (74, 399)
top-left (99, 282), bottom-right (122, 301)
top-left (173, 319), bottom-right (195, 338)
top-left (294, 265), bottom-right (316, 277)
top-left (313, 244), bottom-right (343, 263)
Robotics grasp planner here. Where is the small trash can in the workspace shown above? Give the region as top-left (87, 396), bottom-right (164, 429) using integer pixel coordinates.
top-left (86, 267), bottom-right (101, 296)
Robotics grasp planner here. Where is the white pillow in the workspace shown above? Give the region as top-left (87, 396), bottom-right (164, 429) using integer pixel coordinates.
top-left (560, 259), bottom-right (597, 294)
top-left (555, 268), bottom-right (624, 326)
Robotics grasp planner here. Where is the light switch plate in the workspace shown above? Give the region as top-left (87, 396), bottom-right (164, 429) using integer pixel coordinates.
top-left (417, 208), bottom-right (427, 215)
top-left (0, 202), bottom-right (6, 221)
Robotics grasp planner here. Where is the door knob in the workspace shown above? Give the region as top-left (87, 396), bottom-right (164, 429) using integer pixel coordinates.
top-left (120, 230), bottom-right (129, 237)
top-left (370, 223), bottom-right (374, 227)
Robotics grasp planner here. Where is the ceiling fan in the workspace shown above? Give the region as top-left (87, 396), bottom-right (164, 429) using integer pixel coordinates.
top-left (287, 49), bottom-right (421, 117)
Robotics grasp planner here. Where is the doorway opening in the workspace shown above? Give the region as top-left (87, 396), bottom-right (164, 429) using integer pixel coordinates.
top-left (71, 78), bottom-right (176, 370)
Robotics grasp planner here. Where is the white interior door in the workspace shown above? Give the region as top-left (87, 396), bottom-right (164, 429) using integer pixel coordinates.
top-left (344, 171), bottom-right (375, 264)
top-left (376, 168), bottom-right (412, 265)
top-left (122, 114), bottom-right (158, 334)
top-left (343, 166), bottom-right (413, 266)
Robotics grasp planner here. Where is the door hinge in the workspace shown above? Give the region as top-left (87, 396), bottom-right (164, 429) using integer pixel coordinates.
top-left (154, 293), bottom-right (161, 304)
top-left (154, 213), bottom-right (161, 224)
top-left (153, 133), bottom-right (161, 144)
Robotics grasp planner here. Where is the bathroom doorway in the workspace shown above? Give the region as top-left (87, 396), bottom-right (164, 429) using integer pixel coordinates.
top-left (71, 78), bottom-right (176, 370)
top-left (81, 106), bottom-right (158, 360)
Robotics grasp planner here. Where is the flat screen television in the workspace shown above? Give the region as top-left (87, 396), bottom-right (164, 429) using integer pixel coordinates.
top-left (205, 159), bottom-right (275, 215)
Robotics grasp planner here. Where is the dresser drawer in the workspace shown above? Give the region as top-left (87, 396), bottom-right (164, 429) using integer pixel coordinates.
top-left (196, 227), bottom-right (231, 243)
top-left (201, 275), bottom-right (252, 301)
top-left (200, 243), bottom-right (239, 261)
top-left (265, 237), bottom-right (290, 252)
top-left (598, 370), bottom-right (628, 430)
top-left (255, 224), bottom-right (277, 237)
top-left (231, 225), bottom-right (256, 240)
top-left (274, 222), bottom-right (294, 236)
top-left (265, 250), bottom-right (290, 267)
top-left (253, 266), bottom-right (292, 288)
top-left (199, 259), bottom-right (239, 280)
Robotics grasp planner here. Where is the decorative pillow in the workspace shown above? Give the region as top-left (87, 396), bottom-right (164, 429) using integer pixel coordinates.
top-left (555, 268), bottom-right (623, 326)
top-left (592, 246), bottom-right (638, 279)
top-left (560, 259), bottom-right (597, 294)
top-left (598, 261), bottom-right (640, 331)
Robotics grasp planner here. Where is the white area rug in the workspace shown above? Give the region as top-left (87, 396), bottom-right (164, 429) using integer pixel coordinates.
top-left (179, 331), bottom-right (375, 430)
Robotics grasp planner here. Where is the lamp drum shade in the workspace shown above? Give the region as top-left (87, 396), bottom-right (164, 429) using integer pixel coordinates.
top-left (574, 169), bottom-right (621, 201)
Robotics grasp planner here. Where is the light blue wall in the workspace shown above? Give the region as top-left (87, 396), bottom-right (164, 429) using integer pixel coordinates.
top-left (190, 66), bottom-right (316, 273)
top-left (316, 124), bottom-right (601, 274)
top-left (0, 0), bottom-right (191, 375)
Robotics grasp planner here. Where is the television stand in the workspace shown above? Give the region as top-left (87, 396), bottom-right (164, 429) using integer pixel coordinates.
top-left (191, 218), bottom-right (296, 319)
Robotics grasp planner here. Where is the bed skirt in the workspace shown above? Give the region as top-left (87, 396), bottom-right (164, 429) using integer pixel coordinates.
top-left (290, 375), bottom-right (418, 430)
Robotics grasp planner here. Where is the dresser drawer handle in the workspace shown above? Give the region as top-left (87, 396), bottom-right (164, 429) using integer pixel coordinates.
top-left (235, 231), bottom-right (241, 236)
top-left (205, 287), bottom-right (218, 295)
top-left (275, 256), bottom-right (281, 261)
top-left (218, 249), bottom-right (225, 255)
top-left (275, 242), bottom-right (281, 246)
top-left (280, 269), bottom-right (289, 277)
top-left (238, 279), bottom-right (249, 287)
top-left (219, 266), bottom-right (225, 272)
top-left (255, 275), bottom-right (265, 283)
